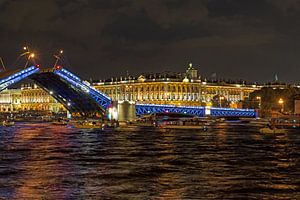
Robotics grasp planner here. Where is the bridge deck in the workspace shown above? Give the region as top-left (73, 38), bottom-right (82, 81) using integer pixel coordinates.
top-left (30, 72), bottom-right (105, 116)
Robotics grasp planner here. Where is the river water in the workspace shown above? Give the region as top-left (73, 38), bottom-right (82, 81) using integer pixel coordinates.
top-left (0, 122), bottom-right (299, 199)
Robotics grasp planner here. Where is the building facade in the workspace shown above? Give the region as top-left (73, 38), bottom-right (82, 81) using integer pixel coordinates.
top-left (0, 84), bottom-right (65, 113)
top-left (93, 65), bottom-right (259, 108)
top-left (20, 84), bottom-right (65, 112)
top-left (94, 80), bottom-right (257, 108)
top-left (0, 89), bottom-right (21, 112)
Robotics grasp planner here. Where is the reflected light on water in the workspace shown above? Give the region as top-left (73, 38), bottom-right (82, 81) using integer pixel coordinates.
top-left (0, 122), bottom-right (299, 199)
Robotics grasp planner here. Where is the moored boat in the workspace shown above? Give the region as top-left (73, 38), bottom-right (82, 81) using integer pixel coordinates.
top-left (159, 124), bottom-right (208, 131)
top-left (52, 119), bottom-right (68, 125)
top-left (260, 127), bottom-right (287, 134)
top-left (1, 120), bottom-right (15, 127)
top-left (269, 117), bottom-right (300, 129)
top-left (72, 121), bottom-right (103, 129)
top-left (52, 121), bottom-right (67, 125)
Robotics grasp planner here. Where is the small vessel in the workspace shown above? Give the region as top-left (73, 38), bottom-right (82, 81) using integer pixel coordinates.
top-left (269, 117), bottom-right (300, 129)
top-left (52, 119), bottom-right (68, 125)
top-left (135, 113), bottom-right (213, 131)
top-left (160, 124), bottom-right (208, 131)
top-left (2, 120), bottom-right (15, 127)
top-left (260, 127), bottom-right (287, 134)
top-left (72, 121), bottom-right (103, 129)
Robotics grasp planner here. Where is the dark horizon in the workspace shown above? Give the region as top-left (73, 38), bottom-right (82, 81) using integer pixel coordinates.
top-left (0, 0), bottom-right (300, 83)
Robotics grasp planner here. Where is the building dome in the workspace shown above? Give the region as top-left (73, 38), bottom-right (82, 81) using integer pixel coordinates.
top-left (186, 63), bottom-right (198, 79)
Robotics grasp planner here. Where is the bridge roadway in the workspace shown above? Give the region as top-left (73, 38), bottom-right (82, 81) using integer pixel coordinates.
top-left (0, 66), bottom-right (257, 118)
top-left (0, 66), bottom-right (112, 117)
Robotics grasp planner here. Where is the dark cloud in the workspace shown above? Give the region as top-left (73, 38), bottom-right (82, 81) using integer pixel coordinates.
top-left (0, 0), bottom-right (300, 83)
top-left (207, 0), bottom-right (272, 17)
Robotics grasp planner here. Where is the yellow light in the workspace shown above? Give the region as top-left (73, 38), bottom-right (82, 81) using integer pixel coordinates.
top-left (60, 50), bottom-right (63, 54)
top-left (29, 53), bottom-right (35, 58)
top-left (206, 102), bottom-right (212, 107)
top-left (256, 96), bottom-right (261, 100)
top-left (278, 98), bottom-right (284, 104)
top-left (23, 47), bottom-right (27, 50)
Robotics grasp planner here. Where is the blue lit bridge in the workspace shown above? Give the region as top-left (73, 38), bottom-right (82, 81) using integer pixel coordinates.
top-left (0, 66), bottom-right (112, 117)
top-left (136, 104), bottom-right (205, 117)
top-left (0, 66), bottom-right (257, 118)
top-left (135, 104), bottom-right (257, 118)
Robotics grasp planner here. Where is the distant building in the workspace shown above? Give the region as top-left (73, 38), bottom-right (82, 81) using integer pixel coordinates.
top-left (0, 84), bottom-right (65, 113)
top-left (0, 88), bottom-right (21, 112)
top-left (294, 100), bottom-right (300, 114)
top-left (20, 84), bottom-right (65, 112)
top-left (93, 64), bottom-right (259, 108)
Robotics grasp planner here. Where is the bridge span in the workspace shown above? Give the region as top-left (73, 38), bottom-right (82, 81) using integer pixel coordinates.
top-left (135, 103), bottom-right (256, 118)
top-left (0, 66), bottom-right (111, 117)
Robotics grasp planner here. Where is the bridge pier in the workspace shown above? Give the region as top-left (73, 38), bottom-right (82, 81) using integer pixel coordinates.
top-left (67, 110), bottom-right (72, 119)
top-left (109, 101), bottom-right (136, 122)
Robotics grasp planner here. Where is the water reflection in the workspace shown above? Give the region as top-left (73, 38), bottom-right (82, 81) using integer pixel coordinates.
top-left (0, 122), bottom-right (299, 199)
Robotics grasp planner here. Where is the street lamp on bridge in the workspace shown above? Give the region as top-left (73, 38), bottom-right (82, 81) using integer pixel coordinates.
top-left (219, 96), bottom-right (225, 108)
top-left (24, 53), bottom-right (35, 69)
top-left (53, 49), bottom-right (64, 68)
top-left (278, 98), bottom-right (284, 113)
top-left (256, 96), bottom-right (261, 109)
top-left (0, 57), bottom-right (6, 71)
top-left (22, 46), bottom-right (36, 69)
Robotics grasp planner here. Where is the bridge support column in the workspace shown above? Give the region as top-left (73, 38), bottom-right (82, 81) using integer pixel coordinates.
top-left (108, 101), bottom-right (118, 121)
top-left (117, 100), bottom-right (136, 122)
top-left (205, 106), bottom-right (211, 116)
top-left (67, 110), bottom-right (72, 119)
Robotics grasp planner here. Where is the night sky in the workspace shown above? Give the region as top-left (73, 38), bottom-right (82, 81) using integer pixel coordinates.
top-left (0, 0), bottom-right (300, 83)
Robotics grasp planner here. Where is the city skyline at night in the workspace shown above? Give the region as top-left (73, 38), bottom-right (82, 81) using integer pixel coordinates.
top-left (0, 2), bottom-right (299, 199)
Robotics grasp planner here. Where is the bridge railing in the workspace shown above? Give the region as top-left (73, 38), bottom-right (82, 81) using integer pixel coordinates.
top-left (54, 68), bottom-right (112, 110)
top-left (210, 107), bottom-right (257, 117)
top-left (136, 103), bottom-right (257, 118)
top-left (0, 66), bottom-right (39, 92)
top-left (136, 103), bottom-right (206, 117)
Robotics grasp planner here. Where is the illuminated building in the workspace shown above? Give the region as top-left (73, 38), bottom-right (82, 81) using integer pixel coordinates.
top-left (93, 64), bottom-right (259, 108)
top-left (20, 84), bottom-right (65, 112)
top-left (0, 84), bottom-right (65, 113)
top-left (0, 88), bottom-right (21, 112)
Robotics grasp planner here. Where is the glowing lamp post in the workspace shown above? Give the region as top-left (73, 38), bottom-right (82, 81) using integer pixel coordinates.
top-left (53, 49), bottom-right (64, 68)
top-left (278, 98), bottom-right (284, 113)
top-left (20, 47), bottom-right (35, 69)
top-left (256, 96), bottom-right (261, 109)
top-left (24, 53), bottom-right (35, 69)
top-left (29, 53), bottom-right (35, 58)
top-left (219, 96), bottom-right (225, 108)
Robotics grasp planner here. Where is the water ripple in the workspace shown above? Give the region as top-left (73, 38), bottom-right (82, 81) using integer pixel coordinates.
top-left (0, 122), bottom-right (299, 199)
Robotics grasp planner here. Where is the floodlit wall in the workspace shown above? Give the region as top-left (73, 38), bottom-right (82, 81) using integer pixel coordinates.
top-left (294, 100), bottom-right (300, 114)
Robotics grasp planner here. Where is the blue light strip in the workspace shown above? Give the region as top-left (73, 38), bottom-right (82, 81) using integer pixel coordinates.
top-left (210, 107), bottom-right (256, 112)
top-left (136, 103), bottom-right (205, 109)
top-left (136, 103), bottom-right (206, 117)
top-left (136, 103), bottom-right (257, 118)
top-left (0, 66), bottom-right (37, 84)
top-left (54, 68), bottom-right (112, 109)
top-left (210, 107), bottom-right (256, 117)
top-left (0, 66), bottom-right (39, 91)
